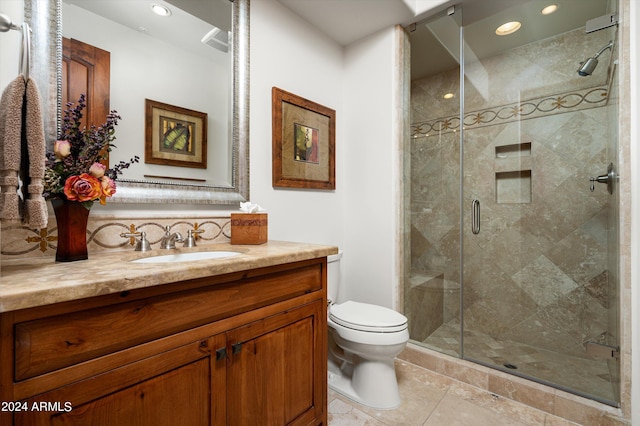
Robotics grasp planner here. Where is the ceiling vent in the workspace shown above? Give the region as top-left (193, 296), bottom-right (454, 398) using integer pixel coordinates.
top-left (201, 27), bottom-right (229, 53)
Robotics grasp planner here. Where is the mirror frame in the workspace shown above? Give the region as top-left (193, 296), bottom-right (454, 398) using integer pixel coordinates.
top-left (29, 0), bottom-right (249, 205)
top-left (24, 0), bottom-right (61, 147)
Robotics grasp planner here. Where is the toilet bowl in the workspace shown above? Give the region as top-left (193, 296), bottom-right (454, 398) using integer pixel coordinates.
top-left (326, 252), bottom-right (409, 410)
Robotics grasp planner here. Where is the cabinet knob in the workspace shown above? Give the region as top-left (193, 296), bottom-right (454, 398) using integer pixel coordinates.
top-left (232, 343), bottom-right (242, 355)
top-left (215, 347), bottom-right (227, 361)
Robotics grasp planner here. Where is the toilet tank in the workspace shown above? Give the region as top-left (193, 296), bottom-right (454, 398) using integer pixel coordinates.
top-left (327, 251), bottom-right (343, 303)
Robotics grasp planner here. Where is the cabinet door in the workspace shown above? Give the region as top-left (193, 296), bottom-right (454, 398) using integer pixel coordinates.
top-left (14, 334), bottom-right (226, 426)
top-left (227, 300), bottom-right (326, 426)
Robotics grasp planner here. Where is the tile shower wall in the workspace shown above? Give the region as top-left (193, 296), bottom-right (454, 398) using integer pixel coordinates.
top-left (1, 213), bottom-right (231, 260)
top-left (409, 27), bottom-right (614, 360)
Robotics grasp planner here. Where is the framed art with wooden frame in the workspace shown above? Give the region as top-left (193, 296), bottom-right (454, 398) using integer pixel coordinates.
top-left (272, 87), bottom-right (336, 189)
top-left (145, 99), bottom-right (208, 169)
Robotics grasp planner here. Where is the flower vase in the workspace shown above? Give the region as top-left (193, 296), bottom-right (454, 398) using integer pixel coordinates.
top-left (52, 198), bottom-right (91, 262)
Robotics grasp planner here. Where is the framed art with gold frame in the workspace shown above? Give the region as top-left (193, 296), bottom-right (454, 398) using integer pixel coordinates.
top-left (272, 87), bottom-right (335, 189)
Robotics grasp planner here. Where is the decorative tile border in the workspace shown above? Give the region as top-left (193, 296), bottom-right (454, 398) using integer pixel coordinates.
top-left (411, 85), bottom-right (609, 137)
top-left (1, 215), bottom-right (232, 259)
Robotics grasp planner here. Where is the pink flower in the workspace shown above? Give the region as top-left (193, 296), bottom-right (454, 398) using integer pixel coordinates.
top-left (64, 174), bottom-right (102, 202)
top-left (99, 176), bottom-right (117, 205)
top-left (54, 140), bottom-right (71, 160)
top-left (89, 162), bottom-right (106, 178)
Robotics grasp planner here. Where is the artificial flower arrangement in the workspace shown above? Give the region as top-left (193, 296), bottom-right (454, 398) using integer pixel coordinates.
top-left (44, 95), bottom-right (139, 208)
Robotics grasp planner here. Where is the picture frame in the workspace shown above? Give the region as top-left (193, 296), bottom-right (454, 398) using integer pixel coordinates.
top-left (272, 87), bottom-right (336, 189)
top-left (145, 99), bottom-right (208, 169)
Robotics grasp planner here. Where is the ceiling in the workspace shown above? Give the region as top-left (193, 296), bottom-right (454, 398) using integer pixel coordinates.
top-left (275, 0), bottom-right (609, 80)
top-left (276, 0), bottom-right (423, 46)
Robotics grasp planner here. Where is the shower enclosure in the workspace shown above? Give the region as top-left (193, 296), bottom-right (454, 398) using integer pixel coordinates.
top-left (405, 0), bottom-right (620, 405)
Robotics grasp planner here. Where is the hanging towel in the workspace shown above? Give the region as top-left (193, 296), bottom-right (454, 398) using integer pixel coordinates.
top-left (23, 78), bottom-right (47, 228)
top-left (0, 76), bottom-right (24, 223)
top-left (0, 75), bottom-right (48, 229)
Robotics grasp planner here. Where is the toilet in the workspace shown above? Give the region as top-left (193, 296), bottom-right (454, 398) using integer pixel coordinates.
top-left (326, 251), bottom-right (409, 409)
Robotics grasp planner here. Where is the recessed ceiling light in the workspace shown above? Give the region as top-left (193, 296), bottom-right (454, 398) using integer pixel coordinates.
top-left (443, 93), bottom-right (455, 100)
top-left (541, 4), bottom-right (559, 15)
top-left (151, 4), bottom-right (171, 17)
top-left (495, 21), bottom-right (521, 36)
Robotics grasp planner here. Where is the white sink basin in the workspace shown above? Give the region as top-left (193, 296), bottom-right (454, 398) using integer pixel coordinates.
top-left (131, 251), bottom-right (241, 264)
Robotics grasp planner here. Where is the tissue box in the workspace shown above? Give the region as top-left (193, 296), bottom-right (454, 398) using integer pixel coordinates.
top-left (230, 213), bottom-right (268, 245)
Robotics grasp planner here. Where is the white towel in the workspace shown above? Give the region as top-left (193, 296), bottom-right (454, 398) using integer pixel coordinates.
top-left (0, 75), bottom-right (48, 229)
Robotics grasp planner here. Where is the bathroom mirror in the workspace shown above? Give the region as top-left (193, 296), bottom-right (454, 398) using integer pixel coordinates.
top-left (28, 0), bottom-right (249, 205)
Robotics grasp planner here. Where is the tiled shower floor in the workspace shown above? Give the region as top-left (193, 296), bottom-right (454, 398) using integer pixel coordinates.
top-left (420, 323), bottom-right (616, 403)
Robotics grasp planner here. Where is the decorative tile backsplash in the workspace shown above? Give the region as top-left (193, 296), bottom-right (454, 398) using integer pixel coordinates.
top-left (1, 214), bottom-right (231, 259)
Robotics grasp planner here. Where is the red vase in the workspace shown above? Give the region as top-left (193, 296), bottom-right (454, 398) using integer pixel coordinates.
top-left (52, 198), bottom-right (91, 262)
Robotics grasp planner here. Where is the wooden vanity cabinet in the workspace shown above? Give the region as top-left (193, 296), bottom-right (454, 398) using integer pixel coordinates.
top-left (0, 258), bottom-right (328, 426)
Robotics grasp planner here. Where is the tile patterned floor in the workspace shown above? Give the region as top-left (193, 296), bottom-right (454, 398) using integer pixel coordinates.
top-left (327, 359), bottom-right (582, 426)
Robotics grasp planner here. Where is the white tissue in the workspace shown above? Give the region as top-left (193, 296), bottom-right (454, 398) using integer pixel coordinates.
top-left (239, 201), bottom-right (266, 213)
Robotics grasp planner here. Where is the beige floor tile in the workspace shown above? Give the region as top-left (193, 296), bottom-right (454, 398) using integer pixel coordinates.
top-left (445, 381), bottom-right (547, 425)
top-left (423, 392), bottom-right (530, 426)
top-left (328, 397), bottom-right (386, 426)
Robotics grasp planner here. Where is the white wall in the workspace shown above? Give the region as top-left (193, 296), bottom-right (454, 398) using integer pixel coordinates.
top-left (340, 29), bottom-right (400, 308)
top-left (249, 0), bottom-right (345, 248)
top-left (0, 0), bottom-right (23, 89)
top-left (249, 0), bottom-right (400, 308)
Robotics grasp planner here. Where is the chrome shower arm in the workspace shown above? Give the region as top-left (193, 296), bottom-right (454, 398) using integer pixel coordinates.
top-left (593, 41), bottom-right (613, 59)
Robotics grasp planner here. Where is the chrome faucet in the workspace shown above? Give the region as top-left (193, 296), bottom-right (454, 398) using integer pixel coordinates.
top-left (160, 226), bottom-right (184, 249)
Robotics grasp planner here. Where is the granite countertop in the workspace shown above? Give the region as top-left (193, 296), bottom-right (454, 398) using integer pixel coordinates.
top-left (0, 241), bottom-right (338, 313)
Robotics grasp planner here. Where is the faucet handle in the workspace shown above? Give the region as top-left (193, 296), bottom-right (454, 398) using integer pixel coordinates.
top-left (120, 231), bottom-right (151, 252)
top-left (183, 229), bottom-right (204, 248)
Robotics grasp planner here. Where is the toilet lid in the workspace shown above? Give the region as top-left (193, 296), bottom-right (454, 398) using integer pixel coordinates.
top-left (329, 301), bottom-right (408, 333)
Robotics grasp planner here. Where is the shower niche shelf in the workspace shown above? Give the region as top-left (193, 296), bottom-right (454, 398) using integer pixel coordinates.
top-left (496, 170), bottom-right (532, 204)
top-left (495, 143), bottom-right (532, 204)
top-left (495, 142), bottom-right (531, 158)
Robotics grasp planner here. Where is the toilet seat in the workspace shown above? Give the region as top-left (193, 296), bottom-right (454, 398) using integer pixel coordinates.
top-left (329, 301), bottom-right (407, 333)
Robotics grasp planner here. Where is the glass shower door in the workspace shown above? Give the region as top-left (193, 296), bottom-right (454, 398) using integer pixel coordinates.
top-left (461, 0), bottom-right (619, 404)
top-left (406, 7), bottom-right (463, 357)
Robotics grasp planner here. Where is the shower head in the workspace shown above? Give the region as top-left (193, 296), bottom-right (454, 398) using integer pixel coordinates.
top-left (577, 57), bottom-right (599, 76)
top-left (577, 41), bottom-right (613, 76)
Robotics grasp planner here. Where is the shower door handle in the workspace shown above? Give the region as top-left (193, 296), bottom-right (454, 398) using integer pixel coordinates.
top-left (589, 162), bottom-right (615, 194)
top-left (471, 199), bottom-right (480, 235)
